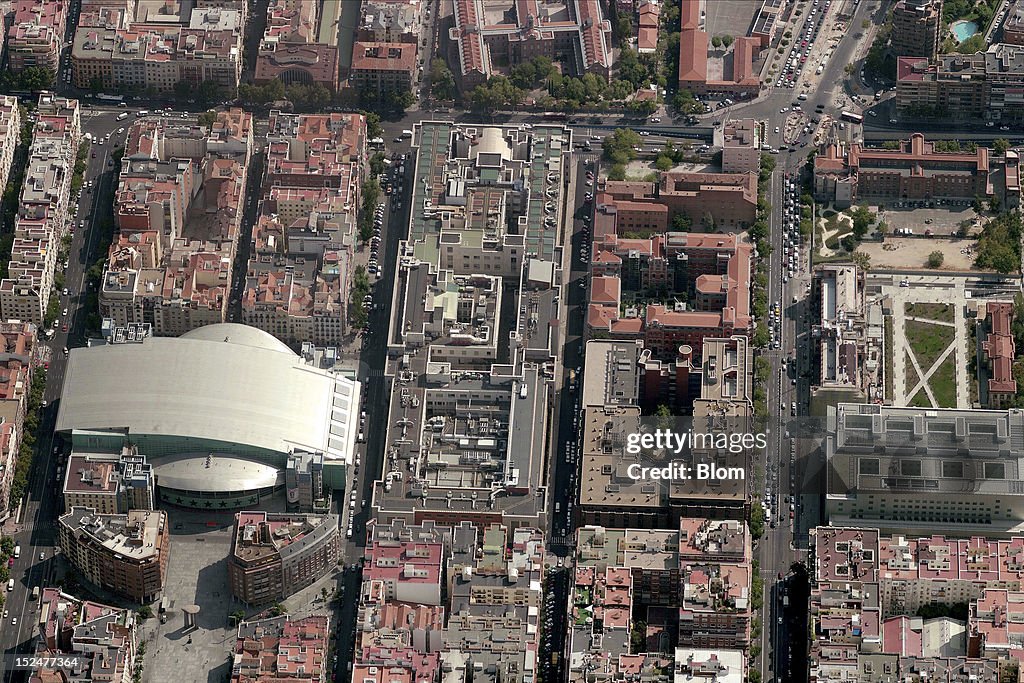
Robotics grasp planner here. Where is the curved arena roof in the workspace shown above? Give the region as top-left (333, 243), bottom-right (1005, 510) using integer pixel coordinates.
top-left (55, 324), bottom-right (358, 463)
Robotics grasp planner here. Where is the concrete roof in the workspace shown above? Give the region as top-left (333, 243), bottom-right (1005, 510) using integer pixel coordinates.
top-left (55, 323), bottom-right (358, 462)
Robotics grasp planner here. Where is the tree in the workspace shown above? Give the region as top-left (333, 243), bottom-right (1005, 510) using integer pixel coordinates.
top-left (851, 251), bottom-right (871, 271)
top-left (229, 610), bottom-right (246, 626)
top-left (993, 138), bottom-right (1010, 156)
top-left (365, 112), bottom-right (383, 139)
top-left (711, 35), bottom-right (722, 48)
top-left (602, 128), bottom-right (642, 164)
top-left (197, 110), bottom-right (218, 130)
top-left (137, 606), bottom-right (153, 619)
top-left (721, 34), bottom-right (734, 48)
top-left (651, 404), bottom-right (674, 430)
top-left (88, 76), bottom-right (105, 94)
top-left (927, 250), bottom-right (944, 268)
top-left (429, 58), bottom-right (457, 100)
top-left (975, 211), bottom-right (1022, 273)
top-left (671, 213), bottom-right (692, 231)
top-left (613, 16), bottom-right (633, 45)
top-left (608, 163), bottom-right (627, 181)
top-left (654, 155), bottom-right (674, 171)
top-left (384, 88), bottom-right (416, 111)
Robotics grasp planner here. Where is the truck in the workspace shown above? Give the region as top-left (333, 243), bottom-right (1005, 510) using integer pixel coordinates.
top-left (400, 130), bottom-right (413, 139)
top-left (31, 586), bottom-right (39, 601)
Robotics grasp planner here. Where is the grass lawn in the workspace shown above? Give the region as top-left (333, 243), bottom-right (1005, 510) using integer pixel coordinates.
top-left (905, 320), bottom-right (954, 373)
top-left (905, 353), bottom-right (920, 393)
top-left (908, 389), bottom-right (932, 407)
top-left (905, 302), bottom-right (955, 324)
top-left (929, 356), bottom-right (957, 408)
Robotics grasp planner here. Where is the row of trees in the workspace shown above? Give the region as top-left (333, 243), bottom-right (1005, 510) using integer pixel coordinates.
top-left (237, 79), bottom-right (334, 111)
top-left (975, 211), bottom-right (1022, 273)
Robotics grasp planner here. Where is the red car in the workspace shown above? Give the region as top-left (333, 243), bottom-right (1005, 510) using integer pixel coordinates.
top-left (61, 324), bottom-right (68, 332)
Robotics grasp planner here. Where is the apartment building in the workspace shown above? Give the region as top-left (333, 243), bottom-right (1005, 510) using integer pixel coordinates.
top-left (231, 615), bottom-right (329, 683)
top-left (586, 230), bottom-right (753, 361)
top-left (891, 0), bottom-right (942, 60)
top-left (70, 7), bottom-right (243, 93)
top-left (285, 450), bottom-right (326, 513)
top-left (448, 0), bottom-right (612, 91)
top-left (99, 111), bottom-right (251, 336)
top-left (896, 44), bottom-right (1024, 122)
top-left (0, 98), bottom-right (22, 199)
top-left (58, 507), bottom-right (170, 603)
top-left (0, 93), bottom-right (79, 325)
top-left (253, 0), bottom-right (339, 91)
top-left (814, 134), bottom-right (991, 207)
top-left (33, 589), bottom-right (137, 681)
top-left (353, 519), bottom-right (545, 683)
top-left (444, 524), bottom-right (545, 683)
top-left (363, 519), bottom-right (446, 606)
top-left (63, 449), bottom-right (155, 514)
top-left (370, 121), bottom-right (567, 531)
top-left (568, 520), bottom-right (752, 683)
top-left (1006, 0), bottom-right (1024, 46)
top-left (720, 119), bottom-right (761, 174)
top-left (825, 404), bottom-right (1024, 535)
top-left (354, 519), bottom-right (448, 683)
top-left (0, 321), bottom-right (33, 518)
top-left (350, 42), bottom-right (417, 97)
top-left (228, 511), bottom-right (341, 605)
top-left (594, 173), bottom-right (758, 233)
top-left (808, 526), bottom-right (1023, 680)
top-left (7, 0), bottom-right (67, 73)
top-left (240, 111), bottom-right (364, 344)
top-left (577, 338), bottom-right (750, 528)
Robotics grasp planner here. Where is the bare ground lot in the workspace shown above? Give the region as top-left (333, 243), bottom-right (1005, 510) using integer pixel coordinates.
top-left (703, 0), bottom-right (761, 38)
top-left (857, 237), bottom-right (981, 271)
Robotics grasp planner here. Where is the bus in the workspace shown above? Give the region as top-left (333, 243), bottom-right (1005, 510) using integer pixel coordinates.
top-left (840, 111), bottom-right (863, 124)
top-left (96, 93), bottom-right (124, 103)
top-left (542, 112), bottom-right (567, 121)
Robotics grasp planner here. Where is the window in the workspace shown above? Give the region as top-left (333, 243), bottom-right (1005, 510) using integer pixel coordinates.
top-left (901, 460), bottom-right (922, 477)
top-left (985, 462), bottom-right (1006, 479)
top-left (942, 461), bottom-right (964, 478)
top-left (859, 458), bottom-right (879, 475)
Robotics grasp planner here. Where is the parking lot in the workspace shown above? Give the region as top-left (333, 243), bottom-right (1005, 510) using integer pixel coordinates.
top-left (875, 203), bottom-right (981, 236)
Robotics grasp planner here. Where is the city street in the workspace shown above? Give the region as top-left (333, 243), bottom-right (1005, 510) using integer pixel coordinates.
top-left (0, 107), bottom-right (129, 676)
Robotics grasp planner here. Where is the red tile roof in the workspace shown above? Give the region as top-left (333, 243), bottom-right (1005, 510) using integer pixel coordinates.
top-left (678, 29), bottom-right (708, 85)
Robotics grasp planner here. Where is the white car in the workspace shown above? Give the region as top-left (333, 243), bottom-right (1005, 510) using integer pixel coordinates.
top-left (62, 308), bottom-right (68, 316)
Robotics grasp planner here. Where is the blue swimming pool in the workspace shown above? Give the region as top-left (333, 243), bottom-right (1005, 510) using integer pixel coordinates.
top-left (950, 19), bottom-right (979, 42)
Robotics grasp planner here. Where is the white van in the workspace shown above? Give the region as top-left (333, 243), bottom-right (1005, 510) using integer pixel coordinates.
top-left (116, 112), bottom-right (129, 121)
top-left (136, 110), bottom-right (149, 118)
top-left (6, 579), bottom-right (13, 591)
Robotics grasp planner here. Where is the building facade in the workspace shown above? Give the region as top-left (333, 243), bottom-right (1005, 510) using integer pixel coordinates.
top-left (228, 511), bottom-right (341, 605)
top-left (891, 0), bottom-right (942, 60)
top-left (58, 507), bottom-right (170, 603)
